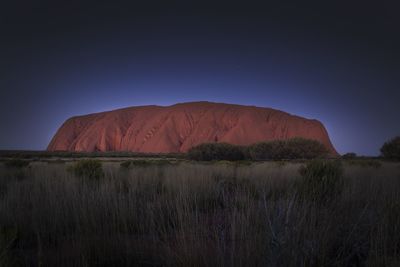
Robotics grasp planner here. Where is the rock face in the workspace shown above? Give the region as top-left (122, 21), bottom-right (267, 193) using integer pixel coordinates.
top-left (47, 101), bottom-right (338, 155)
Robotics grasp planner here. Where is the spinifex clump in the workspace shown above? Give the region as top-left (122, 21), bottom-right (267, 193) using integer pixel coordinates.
top-left (69, 159), bottom-right (104, 180)
top-left (296, 160), bottom-right (344, 204)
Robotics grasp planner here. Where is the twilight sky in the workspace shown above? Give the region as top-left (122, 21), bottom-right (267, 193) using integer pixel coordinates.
top-left (1, 0), bottom-right (399, 155)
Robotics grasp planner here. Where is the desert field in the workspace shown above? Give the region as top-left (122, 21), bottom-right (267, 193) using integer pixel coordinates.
top-left (1, 158), bottom-right (400, 266)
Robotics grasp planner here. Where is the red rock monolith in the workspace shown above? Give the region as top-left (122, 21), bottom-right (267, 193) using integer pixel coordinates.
top-left (47, 102), bottom-right (338, 155)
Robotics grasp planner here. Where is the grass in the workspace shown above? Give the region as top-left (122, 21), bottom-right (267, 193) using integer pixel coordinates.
top-left (0, 160), bottom-right (399, 266)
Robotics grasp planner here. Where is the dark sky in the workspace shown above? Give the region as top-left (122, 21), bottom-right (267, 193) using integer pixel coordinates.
top-left (1, 0), bottom-right (399, 155)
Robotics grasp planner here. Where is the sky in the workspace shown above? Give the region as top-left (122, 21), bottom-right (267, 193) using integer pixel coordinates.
top-left (0, 0), bottom-right (399, 155)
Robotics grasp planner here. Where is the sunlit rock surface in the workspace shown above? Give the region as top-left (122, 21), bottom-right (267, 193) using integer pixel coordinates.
top-left (48, 101), bottom-right (338, 155)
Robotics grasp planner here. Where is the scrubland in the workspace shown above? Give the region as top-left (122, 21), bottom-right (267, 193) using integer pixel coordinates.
top-left (0, 159), bottom-right (400, 266)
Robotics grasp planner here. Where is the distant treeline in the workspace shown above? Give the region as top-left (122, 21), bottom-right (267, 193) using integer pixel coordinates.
top-left (0, 150), bottom-right (186, 159)
top-left (187, 138), bottom-right (331, 161)
top-left (1, 135), bottom-right (399, 161)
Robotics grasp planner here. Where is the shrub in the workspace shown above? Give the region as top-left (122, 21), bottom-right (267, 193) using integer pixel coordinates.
top-left (120, 161), bottom-right (132, 169)
top-left (286, 138), bottom-right (328, 159)
top-left (247, 138), bottom-right (328, 160)
top-left (120, 159), bottom-right (174, 169)
top-left (246, 141), bottom-right (277, 160)
top-left (342, 152), bottom-right (357, 159)
top-left (3, 159), bottom-right (30, 181)
top-left (187, 143), bottom-right (245, 161)
top-left (69, 159), bottom-right (104, 180)
top-left (297, 160), bottom-right (344, 204)
top-left (381, 136), bottom-right (400, 160)
top-left (346, 159), bottom-right (382, 168)
top-left (4, 159), bottom-right (30, 169)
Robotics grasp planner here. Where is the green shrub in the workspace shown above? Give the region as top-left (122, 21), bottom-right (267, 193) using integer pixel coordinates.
top-left (4, 159), bottom-right (30, 169)
top-left (187, 138), bottom-right (328, 161)
top-left (69, 160), bottom-right (104, 180)
top-left (381, 136), bottom-right (400, 160)
top-left (286, 138), bottom-right (328, 159)
top-left (3, 159), bottom-right (30, 181)
top-left (215, 160), bottom-right (253, 166)
top-left (296, 160), bottom-right (344, 204)
top-left (274, 161), bottom-right (287, 167)
top-left (120, 161), bottom-right (132, 169)
top-left (341, 152), bottom-right (357, 159)
top-left (246, 141), bottom-right (277, 160)
top-left (247, 138), bottom-right (328, 160)
top-left (46, 159), bottom-right (66, 164)
top-left (120, 159), bottom-right (173, 169)
top-left (187, 143), bottom-right (245, 161)
top-left (215, 160), bottom-right (236, 165)
top-left (346, 159), bottom-right (382, 168)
